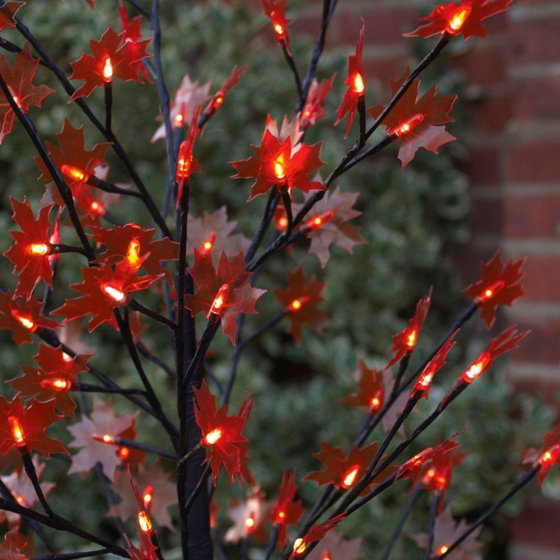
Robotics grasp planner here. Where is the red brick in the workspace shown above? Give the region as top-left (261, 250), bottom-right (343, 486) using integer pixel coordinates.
top-left (509, 317), bottom-right (560, 364)
top-left (470, 197), bottom-right (504, 235)
top-left (506, 139), bottom-right (560, 183)
top-left (354, 5), bottom-right (417, 46)
top-left (463, 146), bottom-right (502, 186)
top-left (469, 93), bottom-right (513, 134)
top-left (455, 45), bottom-right (508, 85)
top-left (513, 76), bottom-right (560, 121)
top-left (512, 378), bottom-right (560, 407)
top-left (521, 257), bottom-right (560, 302)
top-left (510, 18), bottom-right (560, 66)
top-left (362, 55), bottom-right (411, 85)
top-left (510, 501), bottom-right (560, 550)
top-left (503, 196), bottom-right (560, 238)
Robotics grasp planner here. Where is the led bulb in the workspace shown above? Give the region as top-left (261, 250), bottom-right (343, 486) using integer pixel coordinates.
top-left (39, 378), bottom-right (72, 391)
top-left (390, 113), bottom-right (425, 138)
top-left (341, 465), bottom-right (360, 489)
top-left (102, 285), bottom-right (126, 303)
top-left (446, 6), bottom-right (472, 33)
top-left (205, 428), bottom-right (223, 445)
top-left (28, 243), bottom-right (50, 256)
top-left (138, 511), bottom-right (153, 534)
top-left (102, 57), bottom-right (113, 83)
top-left (352, 72), bottom-right (365, 94)
top-left (10, 309), bottom-right (35, 331)
top-left (207, 284), bottom-right (230, 318)
top-left (61, 164), bottom-right (88, 183)
top-left (8, 416), bottom-right (26, 447)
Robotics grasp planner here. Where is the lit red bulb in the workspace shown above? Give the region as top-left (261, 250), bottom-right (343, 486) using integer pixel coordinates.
top-left (126, 239), bottom-right (142, 269)
top-left (207, 284), bottom-right (230, 319)
top-left (304, 210), bottom-right (335, 231)
top-left (39, 378), bottom-right (72, 391)
top-left (10, 309), bottom-right (35, 331)
top-left (204, 427), bottom-right (223, 446)
top-left (138, 510), bottom-right (153, 534)
top-left (28, 243), bottom-right (50, 256)
top-left (446, 6), bottom-right (472, 34)
top-left (390, 113), bottom-right (425, 137)
top-left (199, 232), bottom-right (216, 255)
top-left (102, 57), bottom-right (113, 83)
top-left (61, 164), bottom-right (88, 183)
top-left (340, 464), bottom-right (361, 489)
top-left (8, 416), bottom-right (26, 447)
top-left (352, 72), bottom-right (365, 94)
top-left (102, 284), bottom-right (126, 303)
top-left (288, 296), bottom-right (310, 312)
top-left (477, 280), bottom-right (505, 303)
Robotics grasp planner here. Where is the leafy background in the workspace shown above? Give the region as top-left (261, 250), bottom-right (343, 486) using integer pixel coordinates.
top-left (0, 1), bottom-right (555, 558)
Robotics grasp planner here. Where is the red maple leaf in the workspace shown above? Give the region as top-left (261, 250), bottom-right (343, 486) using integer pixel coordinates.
top-left (184, 250), bottom-right (266, 345)
top-left (8, 344), bottom-right (90, 417)
top-left (230, 129), bottom-right (325, 201)
top-left (0, 291), bottom-right (59, 345)
top-left (119, 2), bottom-right (151, 81)
top-left (186, 206), bottom-right (250, 264)
top-left (68, 26), bottom-right (151, 100)
top-left (54, 259), bottom-right (162, 332)
top-left (460, 325), bottom-right (529, 384)
top-left (36, 119), bottom-right (110, 197)
top-left (90, 223), bottom-right (179, 281)
top-left (109, 460), bottom-right (176, 530)
top-left (305, 441), bottom-right (395, 496)
top-left (462, 251), bottom-right (526, 328)
top-left (0, 397), bottom-right (67, 461)
top-left (274, 266), bottom-right (329, 343)
top-left (399, 432), bottom-right (465, 507)
top-left (344, 359), bottom-right (386, 413)
top-left (387, 289), bottom-right (432, 368)
top-left (203, 65), bottom-right (247, 119)
top-left (0, 1), bottom-right (24, 31)
top-left (272, 470), bottom-right (304, 548)
top-left (193, 379), bottom-right (254, 484)
top-left (334, 20), bottom-right (365, 138)
top-left (413, 507), bottom-right (483, 559)
top-left (411, 334), bottom-right (456, 398)
top-left (262, 0), bottom-right (291, 45)
top-left (0, 42), bottom-right (54, 143)
top-left (67, 397), bottom-right (137, 482)
top-left (0, 527), bottom-right (29, 560)
top-left (225, 486), bottom-right (272, 544)
top-left (300, 74), bottom-right (336, 129)
top-left (3, 197), bottom-right (56, 299)
top-left (291, 514), bottom-right (346, 558)
top-left (302, 187), bottom-right (366, 267)
top-left (368, 68), bottom-right (457, 167)
top-left (521, 424), bottom-right (560, 487)
top-left (405, 0), bottom-right (513, 41)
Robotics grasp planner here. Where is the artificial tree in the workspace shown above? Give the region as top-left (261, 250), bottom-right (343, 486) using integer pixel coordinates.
top-left (0, 1), bottom-right (557, 559)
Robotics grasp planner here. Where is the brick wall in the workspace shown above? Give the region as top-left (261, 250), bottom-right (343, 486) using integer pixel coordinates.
top-left (290, 0), bottom-right (560, 557)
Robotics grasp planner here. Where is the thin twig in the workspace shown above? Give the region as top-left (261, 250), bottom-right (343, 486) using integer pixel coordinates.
top-left (425, 492), bottom-right (441, 560)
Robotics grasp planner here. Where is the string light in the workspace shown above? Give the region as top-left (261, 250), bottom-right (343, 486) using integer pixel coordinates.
top-left (405, 328), bottom-right (417, 349)
top-left (102, 285), bottom-right (126, 303)
top-left (207, 284), bottom-right (230, 318)
top-left (446, 6), bottom-right (472, 34)
top-left (288, 296), bottom-right (310, 312)
top-left (126, 239), bottom-right (142, 268)
top-left (8, 416), bottom-right (26, 447)
top-left (137, 511), bottom-right (153, 534)
top-left (293, 538), bottom-right (306, 555)
top-left (244, 512), bottom-right (256, 532)
top-left (28, 243), bottom-right (50, 256)
top-left (200, 232), bottom-right (216, 255)
top-left (461, 352), bottom-right (491, 383)
top-left (205, 428), bottom-right (223, 445)
top-left (39, 378), bottom-right (72, 391)
top-left (352, 72), bottom-right (365, 94)
top-left (102, 57), bottom-right (113, 83)
top-left (477, 280), bottom-right (505, 303)
top-left (390, 113), bottom-right (425, 137)
top-left (273, 157), bottom-right (286, 181)
top-left (369, 388), bottom-right (383, 412)
top-left (10, 309), bottom-right (35, 331)
top-left (142, 485), bottom-right (154, 509)
top-left (340, 465), bottom-right (361, 489)
top-left (61, 164), bottom-right (88, 182)
top-left (304, 210), bottom-right (335, 231)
